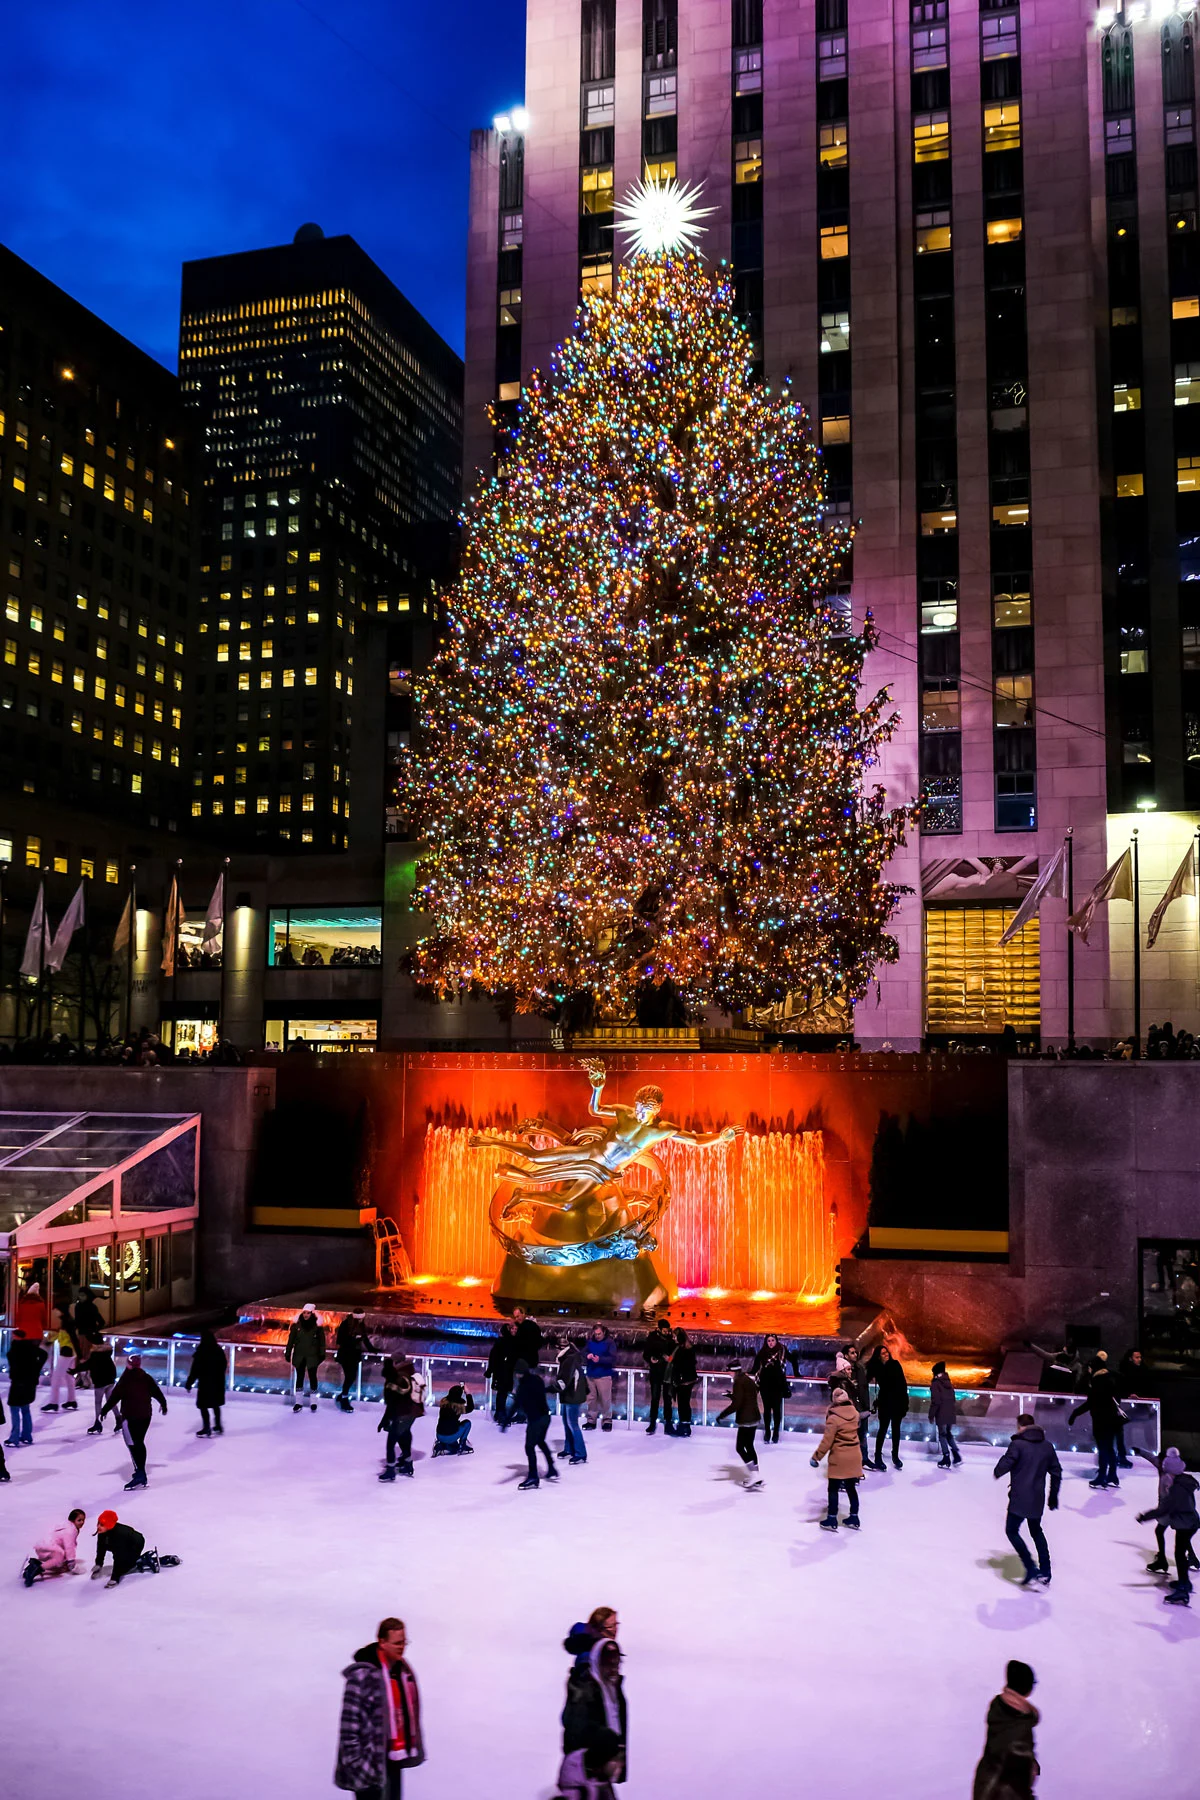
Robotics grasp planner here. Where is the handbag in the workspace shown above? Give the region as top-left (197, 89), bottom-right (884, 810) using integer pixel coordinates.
top-left (782, 1380), bottom-right (793, 1399)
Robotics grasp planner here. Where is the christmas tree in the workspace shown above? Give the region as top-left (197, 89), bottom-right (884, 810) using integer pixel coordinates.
top-left (400, 182), bottom-right (910, 1019)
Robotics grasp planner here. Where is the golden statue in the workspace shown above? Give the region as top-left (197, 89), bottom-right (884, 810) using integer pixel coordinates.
top-left (469, 1059), bottom-right (742, 1310)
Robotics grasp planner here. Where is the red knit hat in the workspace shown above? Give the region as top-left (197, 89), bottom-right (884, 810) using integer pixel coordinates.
top-left (95, 1510), bottom-right (118, 1533)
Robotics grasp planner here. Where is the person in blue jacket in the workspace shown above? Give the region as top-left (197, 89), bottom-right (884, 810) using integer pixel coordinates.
top-left (584, 1325), bottom-right (616, 1432)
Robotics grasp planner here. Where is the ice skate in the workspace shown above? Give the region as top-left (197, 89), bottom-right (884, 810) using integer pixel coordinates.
top-left (124, 1471), bottom-right (148, 1491)
top-left (63, 1401), bottom-right (78, 1411)
top-left (86, 1422), bottom-right (103, 1436)
top-left (646, 1422), bottom-right (657, 1434)
top-left (40, 1403), bottom-right (59, 1413)
top-left (378, 1465), bottom-right (397, 1482)
top-left (21, 1557), bottom-right (42, 1587)
top-left (292, 1402), bottom-right (302, 1414)
top-left (820, 1517), bottom-right (838, 1531)
top-left (309, 1402), bottom-right (318, 1412)
top-left (1147, 1555), bottom-right (1170, 1574)
top-left (601, 1420), bottom-right (612, 1431)
top-left (0, 1469), bottom-right (9, 1482)
top-left (744, 1476), bottom-right (764, 1491)
top-left (891, 1455), bottom-right (903, 1469)
top-left (518, 1476), bottom-right (539, 1490)
top-left (843, 1516), bottom-right (861, 1530)
top-left (1165, 1586), bottom-right (1191, 1606)
top-left (937, 1457), bottom-right (951, 1469)
top-left (196, 1427), bottom-right (212, 1438)
top-left (104, 1577), bottom-right (120, 1589)
top-left (158, 1555), bottom-right (181, 1567)
top-left (214, 1423), bottom-right (224, 1434)
top-left (398, 1459), bottom-right (415, 1477)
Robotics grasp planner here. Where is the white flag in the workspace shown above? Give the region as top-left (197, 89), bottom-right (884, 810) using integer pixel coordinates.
top-left (112, 892), bottom-right (133, 959)
top-left (201, 874), bottom-right (224, 955)
top-left (1146, 842), bottom-right (1197, 950)
top-left (19, 881), bottom-right (47, 979)
top-left (1067, 847), bottom-right (1134, 945)
top-left (996, 845), bottom-right (1068, 947)
top-left (44, 883), bottom-right (86, 973)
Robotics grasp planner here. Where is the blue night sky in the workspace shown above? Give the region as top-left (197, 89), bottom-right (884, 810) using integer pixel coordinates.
top-left (0, 0), bottom-right (527, 369)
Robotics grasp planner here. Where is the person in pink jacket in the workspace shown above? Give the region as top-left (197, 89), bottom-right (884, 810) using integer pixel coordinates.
top-left (23, 1509), bottom-right (86, 1586)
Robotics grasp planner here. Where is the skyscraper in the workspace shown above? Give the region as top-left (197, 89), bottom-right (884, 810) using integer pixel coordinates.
top-left (179, 227), bottom-right (462, 853)
top-left (464, 0), bottom-right (1200, 1046)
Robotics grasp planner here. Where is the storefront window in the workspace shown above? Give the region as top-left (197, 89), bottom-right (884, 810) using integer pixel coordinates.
top-left (266, 1018), bottom-right (378, 1051)
top-left (173, 1019), bottom-right (218, 1055)
top-left (268, 906), bottom-right (382, 969)
top-left (924, 906), bottom-right (1040, 1034)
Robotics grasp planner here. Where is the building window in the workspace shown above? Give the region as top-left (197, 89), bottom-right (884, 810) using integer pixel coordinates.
top-left (822, 414), bottom-right (851, 444)
top-left (994, 673), bottom-right (1034, 727)
top-left (1117, 472), bottom-right (1145, 497)
top-left (643, 157), bottom-right (677, 183)
top-left (913, 112), bottom-right (950, 161)
top-left (984, 101), bottom-right (1020, 152)
top-left (1173, 295), bottom-right (1199, 319)
top-left (734, 47), bottom-right (763, 94)
top-left (922, 679), bottom-right (961, 731)
top-left (583, 82), bottom-right (615, 128)
top-left (818, 32), bottom-right (847, 78)
top-left (980, 10), bottom-right (1018, 60)
top-left (1113, 384), bottom-right (1142, 411)
top-left (645, 72), bottom-right (677, 116)
top-left (1106, 116), bottom-right (1134, 155)
top-left (25, 835), bottom-right (41, 867)
top-left (1166, 105), bottom-right (1194, 146)
top-left (819, 122), bottom-right (848, 168)
top-left (912, 24), bottom-right (948, 70)
top-left (921, 594), bottom-right (959, 632)
top-left (916, 209), bottom-right (952, 254)
top-left (581, 166), bottom-right (614, 213)
top-left (581, 255), bottom-right (614, 294)
top-left (1178, 455), bottom-right (1200, 490)
top-left (925, 907), bottom-right (1040, 1034)
top-left (921, 508), bottom-right (958, 534)
top-left (820, 310), bottom-right (850, 353)
top-left (986, 216), bottom-right (1023, 246)
top-left (1175, 363), bottom-right (1200, 404)
top-left (267, 906), bottom-right (383, 968)
top-left (498, 381), bottom-right (521, 402)
top-left (734, 137), bottom-right (763, 183)
top-left (820, 224), bottom-right (849, 259)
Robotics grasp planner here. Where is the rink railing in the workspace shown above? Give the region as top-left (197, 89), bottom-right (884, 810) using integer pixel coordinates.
top-left (33, 1334), bottom-right (1162, 1456)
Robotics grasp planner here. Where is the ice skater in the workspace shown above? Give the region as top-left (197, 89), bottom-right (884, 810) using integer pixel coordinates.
top-left (432, 1382), bottom-right (475, 1455)
top-left (91, 1509), bottom-right (180, 1589)
top-left (716, 1363), bottom-right (763, 1489)
top-left (487, 1321), bottom-right (517, 1427)
top-left (1134, 1444), bottom-right (1200, 1575)
top-left (335, 1310), bottom-right (376, 1413)
top-left (22, 1508), bottom-right (86, 1586)
top-left (185, 1327), bottom-right (229, 1436)
top-left (515, 1357), bottom-right (558, 1489)
top-left (562, 1639), bottom-right (627, 1786)
top-left (1068, 1352), bottom-right (1125, 1488)
top-left (584, 1325), bottom-right (615, 1432)
top-left (810, 1382), bottom-right (864, 1530)
top-left (642, 1319), bottom-right (677, 1435)
top-left (1137, 1463), bottom-right (1200, 1606)
top-left (751, 1334), bottom-right (789, 1445)
top-left (42, 1314), bottom-right (78, 1412)
top-left (285, 1303), bottom-right (326, 1412)
top-left (99, 1353), bottom-right (168, 1489)
top-left (81, 1338), bottom-right (118, 1433)
top-left (73, 1287), bottom-right (107, 1353)
top-left (993, 1412), bottom-right (1061, 1588)
top-left (378, 1357), bottom-right (425, 1481)
top-left (929, 1361), bottom-right (962, 1467)
top-left (5, 1329), bottom-right (48, 1449)
top-left (557, 1335), bottom-right (590, 1463)
top-left (972, 1661), bottom-right (1039, 1800)
top-left (670, 1328), bottom-right (697, 1437)
top-left (869, 1344), bottom-right (909, 1470)
top-left (563, 1607), bottom-right (618, 1669)
top-left (334, 1617), bottom-right (425, 1798)
top-left (841, 1344), bottom-right (871, 1469)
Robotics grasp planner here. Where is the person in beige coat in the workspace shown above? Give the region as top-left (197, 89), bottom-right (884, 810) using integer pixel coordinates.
top-left (810, 1386), bottom-right (864, 1531)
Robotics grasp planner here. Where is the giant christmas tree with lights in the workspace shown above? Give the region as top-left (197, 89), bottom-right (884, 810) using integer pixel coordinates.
top-left (400, 181), bottom-right (910, 1019)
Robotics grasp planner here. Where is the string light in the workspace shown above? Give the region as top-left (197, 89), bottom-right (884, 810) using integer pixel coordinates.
top-left (398, 244), bottom-right (911, 1017)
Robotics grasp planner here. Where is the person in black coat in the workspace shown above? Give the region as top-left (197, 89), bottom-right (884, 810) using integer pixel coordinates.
top-left (185, 1328), bottom-right (229, 1437)
top-left (333, 1310), bottom-right (376, 1413)
top-left (1137, 1470), bottom-right (1200, 1606)
top-left (928, 1361), bottom-right (961, 1468)
top-left (993, 1415), bottom-right (1062, 1587)
top-left (751, 1334), bottom-right (790, 1444)
top-left (1068, 1354), bottom-right (1125, 1489)
top-left (82, 1341), bottom-right (118, 1434)
top-left (972, 1661), bottom-right (1039, 1800)
top-left (514, 1358), bottom-right (557, 1490)
top-left (670, 1328), bottom-right (697, 1436)
top-left (5, 1330), bottom-right (49, 1448)
top-left (842, 1345), bottom-right (872, 1469)
top-left (487, 1321), bottom-right (517, 1427)
top-left (562, 1639), bottom-right (627, 1785)
top-left (511, 1306), bottom-right (543, 1367)
top-left (73, 1288), bottom-right (107, 1350)
top-left (641, 1321), bottom-right (677, 1436)
top-left (870, 1345), bottom-right (909, 1470)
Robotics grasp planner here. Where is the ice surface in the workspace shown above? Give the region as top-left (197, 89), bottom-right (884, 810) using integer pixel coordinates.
top-left (1, 1398), bottom-right (1196, 1799)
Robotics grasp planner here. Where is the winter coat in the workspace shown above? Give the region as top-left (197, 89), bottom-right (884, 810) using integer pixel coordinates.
top-left (513, 1365), bottom-right (550, 1422)
top-left (873, 1357), bottom-right (909, 1420)
top-left (993, 1426), bottom-right (1062, 1519)
top-left (642, 1328), bottom-right (675, 1373)
top-left (812, 1398), bottom-right (865, 1479)
top-left (670, 1343), bottom-right (697, 1389)
top-left (585, 1334), bottom-right (616, 1379)
top-left (185, 1338), bottom-right (228, 1408)
top-left (1117, 1351), bottom-right (1147, 1396)
top-left (1069, 1368), bottom-right (1124, 1435)
top-left (82, 1345), bottom-right (117, 1389)
top-left (928, 1372), bottom-right (957, 1428)
top-left (843, 1362), bottom-right (870, 1413)
top-left (285, 1316), bottom-right (326, 1368)
top-left (562, 1641), bottom-right (627, 1780)
top-left (558, 1348), bottom-right (590, 1407)
top-left (716, 1370), bottom-right (761, 1428)
top-left (751, 1343), bottom-right (790, 1401)
top-left (102, 1366), bottom-right (167, 1424)
top-left (972, 1695), bottom-right (1038, 1800)
top-left (34, 1518), bottom-right (81, 1572)
top-left (512, 1316), bottom-right (543, 1365)
top-left (94, 1522), bottom-right (145, 1571)
top-left (1134, 1444), bottom-right (1187, 1503)
top-left (335, 1317), bottom-right (374, 1369)
top-left (74, 1296), bottom-right (106, 1344)
top-left (486, 1331), bottom-right (517, 1383)
top-left (334, 1642), bottom-right (424, 1792)
top-left (436, 1389), bottom-right (474, 1436)
top-left (380, 1362), bottom-right (424, 1424)
top-left (7, 1338), bottom-right (48, 1406)
top-left (1138, 1471), bottom-right (1200, 1533)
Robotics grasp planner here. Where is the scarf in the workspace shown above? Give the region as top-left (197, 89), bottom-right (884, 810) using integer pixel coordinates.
top-left (999, 1688), bottom-right (1038, 1720)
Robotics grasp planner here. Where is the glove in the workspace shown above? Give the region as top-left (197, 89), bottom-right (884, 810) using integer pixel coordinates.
top-left (809, 1456), bottom-right (819, 1468)
top-left (1047, 1498), bottom-right (1058, 1512)
top-left (1136, 1511), bottom-right (1151, 1524)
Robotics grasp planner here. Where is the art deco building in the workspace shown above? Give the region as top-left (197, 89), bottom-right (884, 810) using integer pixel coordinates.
top-left (179, 228), bottom-right (462, 855)
top-left (463, 0), bottom-right (1200, 1046)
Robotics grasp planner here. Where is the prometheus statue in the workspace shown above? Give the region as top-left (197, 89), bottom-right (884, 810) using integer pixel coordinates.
top-left (469, 1059), bottom-right (743, 1311)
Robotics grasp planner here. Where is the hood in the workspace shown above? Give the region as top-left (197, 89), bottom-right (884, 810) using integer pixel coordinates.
top-left (348, 1643), bottom-right (381, 1673)
top-left (1171, 1473), bottom-right (1199, 1497)
top-left (829, 1398), bottom-right (859, 1420)
top-left (589, 1637), bottom-right (620, 1683)
top-left (1016, 1426), bottom-right (1045, 1443)
top-left (1164, 1448), bottom-right (1187, 1477)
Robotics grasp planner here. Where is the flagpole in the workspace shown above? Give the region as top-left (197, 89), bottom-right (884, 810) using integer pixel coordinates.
top-left (35, 870), bottom-right (46, 1042)
top-left (171, 857), bottom-right (183, 1052)
top-left (125, 864), bottom-right (137, 1043)
top-left (80, 876), bottom-right (89, 1049)
top-left (1066, 829), bottom-right (1075, 1055)
top-left (1131, 829), bottom-right (1141, 1060)
top-left (218, 855), bottom-right (230, 1044)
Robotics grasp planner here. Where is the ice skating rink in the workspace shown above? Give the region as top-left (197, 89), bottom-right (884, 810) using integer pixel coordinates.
top-left (2, 1398), bottom-right (1197, 1799)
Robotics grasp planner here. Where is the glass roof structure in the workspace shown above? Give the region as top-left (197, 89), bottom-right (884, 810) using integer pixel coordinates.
top-left (0, 1111), bottom-right (200, 1238)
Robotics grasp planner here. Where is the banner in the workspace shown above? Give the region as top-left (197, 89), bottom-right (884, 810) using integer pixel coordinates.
top-left (201, 873), bottom-right (224, 955)
top-left (1067, 847), bottom-right (1133, 945)
top-left (1146, 842), bottom-right (1197, 950)
top-left (44, 883), bottom-right (85, 973)
top-left (996, 845), bottom-right (1067, 947)
top-left (19, 881), bottom-right (47, 979)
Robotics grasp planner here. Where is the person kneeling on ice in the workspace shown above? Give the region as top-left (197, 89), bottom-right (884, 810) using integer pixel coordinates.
top-left (334, 1617), bottom-right (424, 1799)
top-left (22, 1508), bottom-right (87, 1586)
top-left (557, 1727), bottom-right (623, 1800)
top-left (810, 1382), bottom-right (864, 1530)
top-left (91, 1509), bottom-right (179, 1589)
top-left (378, 1358), bottom-right (425, 1481)
top-left (1137, 1465), bottom-right (1200, 1607)
top-left (715, 1364), bottom-right (763, 1489)
top-left (432, 1383), bottom-right (474, 1455)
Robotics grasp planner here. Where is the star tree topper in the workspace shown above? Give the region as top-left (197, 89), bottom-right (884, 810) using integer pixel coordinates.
top-left (613, 176), bottom-right (717, 259)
